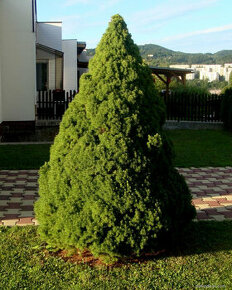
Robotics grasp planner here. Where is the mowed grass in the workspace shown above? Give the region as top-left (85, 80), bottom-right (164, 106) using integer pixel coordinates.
top-left (1, 130), bottom-right (232, 169)
top-left (0, 144), bottom-right (50, 170)
top-left (0, 221), bottom-right (232, 289)
top-left (1, 132), bottom-right (232, 288)
top-left (167, 129), bottom-right (232, 167)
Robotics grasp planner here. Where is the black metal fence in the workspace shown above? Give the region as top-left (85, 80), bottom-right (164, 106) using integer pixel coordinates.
top-left (163, 93), bottom-right (222, 122)
top-left (36, 90), bottom-right (77, 120)
top-left (36, 90), bottom-right (223, 122)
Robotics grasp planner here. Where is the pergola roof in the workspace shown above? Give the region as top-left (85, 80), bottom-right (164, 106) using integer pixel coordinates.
top-left (149, 66), bottom-right (194, 94)
top-left (150, 66), bottom-right (194, 76)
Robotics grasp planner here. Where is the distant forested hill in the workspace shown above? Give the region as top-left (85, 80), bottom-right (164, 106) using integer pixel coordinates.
top-left (87, 44), bottom-right (232, 66)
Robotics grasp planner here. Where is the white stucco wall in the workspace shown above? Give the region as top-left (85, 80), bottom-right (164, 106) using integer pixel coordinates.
top-left (62, 40), bottom-right (78, 91)
top-left (37, 22), bottom-right (62, 51)
top-left (0, 0), bottom-right (36, 122)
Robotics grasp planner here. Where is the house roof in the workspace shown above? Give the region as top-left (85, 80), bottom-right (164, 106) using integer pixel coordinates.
top-left (36, 43), bottom-right (63, 57)
top-left (77, 42), bottom-right (86, 54)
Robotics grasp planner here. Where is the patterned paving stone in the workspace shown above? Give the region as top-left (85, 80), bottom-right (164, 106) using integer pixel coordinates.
top-left (0, 170), bottom-right (39, 226)
top-left (210, 215), bottom-right (225, 221)
top-left (1, 167), bottom-right (232, 225)
top-left (0, 200), bottom-right (10, 206)
top-left (180, 167), bottom-right (232, 221)
top-left (19, 211), bottom-right (35, 218)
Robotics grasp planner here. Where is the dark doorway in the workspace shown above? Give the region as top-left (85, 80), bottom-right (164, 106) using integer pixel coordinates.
top-left (36, 63), bottom-right (48, 90)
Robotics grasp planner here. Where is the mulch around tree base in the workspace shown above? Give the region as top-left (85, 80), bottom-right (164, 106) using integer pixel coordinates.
top-left (49, 248), bottom-right (167, 268)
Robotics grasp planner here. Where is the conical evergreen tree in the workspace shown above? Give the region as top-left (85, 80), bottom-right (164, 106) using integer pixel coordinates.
top-left (35, 15), bottom-right (195, 261)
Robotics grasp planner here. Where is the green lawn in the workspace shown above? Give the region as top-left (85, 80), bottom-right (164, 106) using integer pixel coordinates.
top-left (1, 131), bottom-right (232, 288)
top-left (0, 222), bottom-right (231, 288)
top-left (0, 144), bottom-right (50, 170)
top-left (166, 130), bottom-right (232, 167)
top-left (0, 130), bottom-right (232, 169)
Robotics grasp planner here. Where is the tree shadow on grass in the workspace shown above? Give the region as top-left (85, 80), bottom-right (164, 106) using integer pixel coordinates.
top-left (168, 220), bottom-right (232, 258)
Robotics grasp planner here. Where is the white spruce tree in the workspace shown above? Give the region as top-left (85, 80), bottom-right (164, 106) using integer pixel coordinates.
top-left (35, 15), bottom-right (195, 262)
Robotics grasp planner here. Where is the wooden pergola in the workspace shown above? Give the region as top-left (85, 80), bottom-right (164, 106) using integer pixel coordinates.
top-left (150, 66), bottom-right (194, 95)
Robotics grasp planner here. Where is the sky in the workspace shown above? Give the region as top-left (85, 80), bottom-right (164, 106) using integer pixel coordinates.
top-left (37, 0), bottom-right (232, 53)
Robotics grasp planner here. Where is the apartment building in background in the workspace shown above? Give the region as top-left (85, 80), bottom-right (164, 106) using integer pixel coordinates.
top-left (170, 63), bottom-right (232, 82)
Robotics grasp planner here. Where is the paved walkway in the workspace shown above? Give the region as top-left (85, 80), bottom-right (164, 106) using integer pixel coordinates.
top-left (0, 167), bottom-right (232, 226)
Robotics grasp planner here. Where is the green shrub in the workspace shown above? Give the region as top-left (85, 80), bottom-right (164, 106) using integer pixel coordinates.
top-left (35, 15), bottom-right (195, 262)
top-left (170, 81), bottom-right (209, 98)
top-left (221, 88), bottom-right (232, 131)
top-left (221, 72), bottom-right (232, 94)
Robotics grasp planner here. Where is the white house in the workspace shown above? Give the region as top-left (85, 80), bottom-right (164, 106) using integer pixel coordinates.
top-left (36, 23), bottom-right (89, 92)
top-left (0, 0), bottom-right (36, 130)
top-left (36, 22), bottom-right (89, 92)
top-left (0, 0), bottom-right (88, 134)
top-left (62, 40), bottom-right (78, 91)
top-left (36, 21), bottom-right (64, 91)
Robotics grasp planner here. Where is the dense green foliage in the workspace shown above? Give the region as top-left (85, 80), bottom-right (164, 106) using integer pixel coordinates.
top-left (221, 88), bottom-right (232, 131)
top-left (221, 72), bottom-right (232, 94)
top-left (153, 77), bottom-right (226, 93)
top-left (143, 46), bottom-right (232, 67)
top-left (35, 15), bottom-right (195, 261)
top-left (170, 81), bottom-right (209, 96)
top-left (188, 79), bottom-right (227, 90)
top-left (87, 44), bottom-right (232, 66)
top-left (1, 222), bottom-right (232, 288)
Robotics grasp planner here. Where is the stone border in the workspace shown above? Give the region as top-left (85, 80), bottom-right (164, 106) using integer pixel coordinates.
top-left (0, 217), bottom-right (38, 226)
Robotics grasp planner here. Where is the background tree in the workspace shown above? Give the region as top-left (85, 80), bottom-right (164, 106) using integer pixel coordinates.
top-left (221, 72), bottom-right (232, 94)
top-left (88, 44), bottom-right (232, 66)
top-left (35, 14), bottom-right (195, 262)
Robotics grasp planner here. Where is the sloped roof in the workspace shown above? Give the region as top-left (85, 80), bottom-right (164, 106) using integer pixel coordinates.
top-left (36, 43), bottom-right (63, 57)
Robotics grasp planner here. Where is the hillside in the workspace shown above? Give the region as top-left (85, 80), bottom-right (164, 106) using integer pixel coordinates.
top-left (87, 44), bottom-right (232, 66)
